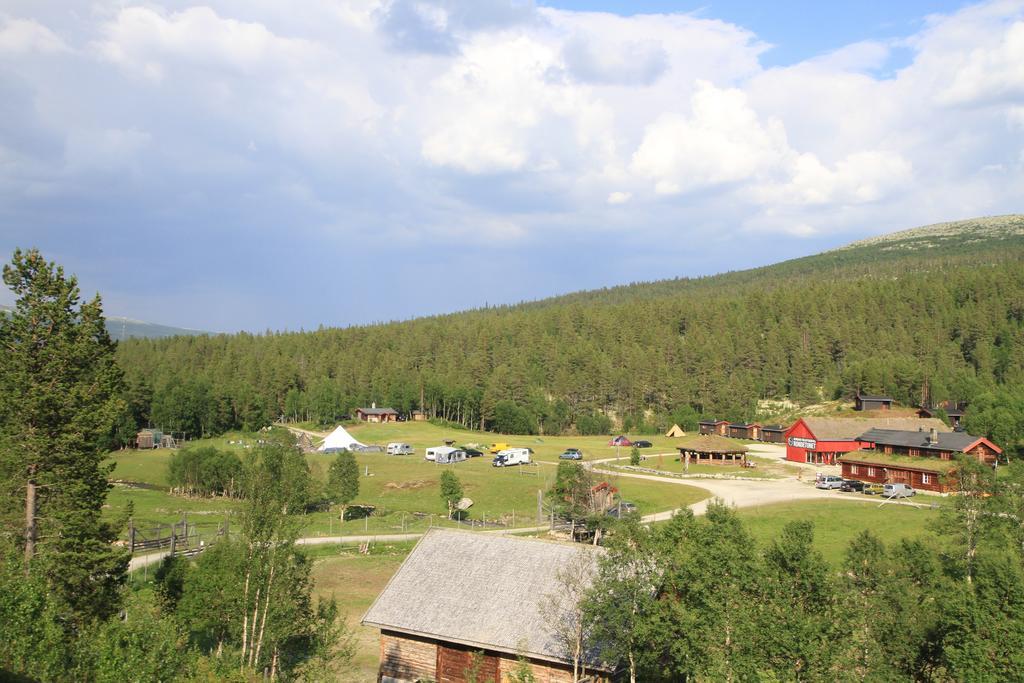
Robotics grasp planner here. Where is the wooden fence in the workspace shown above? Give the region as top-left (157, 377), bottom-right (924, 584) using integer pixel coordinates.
top-left (128, 517), bottom-right (230, 557)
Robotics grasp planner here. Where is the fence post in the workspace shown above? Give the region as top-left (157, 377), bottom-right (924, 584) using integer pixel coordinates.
top-left (170, 525), bottom-right (177, 556)
top-left (128, 520), bottom-right (135, 554)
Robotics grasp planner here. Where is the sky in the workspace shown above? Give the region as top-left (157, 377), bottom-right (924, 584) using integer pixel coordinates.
top-left (0, 0), bottom-right (1021, 332)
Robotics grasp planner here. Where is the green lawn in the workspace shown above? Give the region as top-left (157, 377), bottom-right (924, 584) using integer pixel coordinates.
top-left (104, 424), bottom-right (711, 538)
top-left (737, 500), bottom-right (942, 567)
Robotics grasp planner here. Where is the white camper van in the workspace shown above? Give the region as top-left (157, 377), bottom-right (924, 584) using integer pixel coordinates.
top-left (492, 448), bottom-right (531, 467)
top-left (386, 443), bottom-right (414, 456)
top-left (425, 446), bottom-right (457, 462)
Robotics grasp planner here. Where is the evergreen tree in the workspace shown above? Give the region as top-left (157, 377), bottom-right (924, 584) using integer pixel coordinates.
top-left (0, 248), bottom-right (127, 625)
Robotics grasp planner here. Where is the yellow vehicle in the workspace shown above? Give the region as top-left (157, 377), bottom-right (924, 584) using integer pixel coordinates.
top-left (488, 442), bottom-right (510, 454)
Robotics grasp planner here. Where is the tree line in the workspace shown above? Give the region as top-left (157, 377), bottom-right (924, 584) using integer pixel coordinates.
top-left (113, 240), bottom-right (1024, 453)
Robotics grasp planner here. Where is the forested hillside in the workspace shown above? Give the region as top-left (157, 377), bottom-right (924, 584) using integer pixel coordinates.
top-left (115, 215), bottom-right (1024, 450)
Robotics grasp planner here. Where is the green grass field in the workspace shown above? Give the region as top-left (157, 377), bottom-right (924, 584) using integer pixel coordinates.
top-left (737, 500), bottom-right (941, 566)
top-left (105, 424), bottom-right (710, 538)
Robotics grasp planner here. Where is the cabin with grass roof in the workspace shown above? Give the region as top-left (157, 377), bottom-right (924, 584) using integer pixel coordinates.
top-left (839, 427), bottom-right (1002, 493)
top-left (676, 434), bottom-right (748, 466)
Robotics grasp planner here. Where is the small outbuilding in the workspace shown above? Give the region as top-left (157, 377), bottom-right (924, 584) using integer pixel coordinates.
top-left (854, 393), bottom-right (894, 411)
top-left (697, 419), bottom-right (729, 436)
top-left (363, 529), bottom-right (616, 683)
top-left (727, 422), bottom-right (761, 440)
top-left (759, 425), bottom-right (786, 443)
top-left (676, 434), bottom-right (749, 466)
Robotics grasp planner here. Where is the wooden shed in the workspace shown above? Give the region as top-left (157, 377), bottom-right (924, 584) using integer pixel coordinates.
top-left (356, 406), bottom-right (399, 423)
top-left (759, 425), bottom-right (786, 443)
top-left (676, 434), bottom-right (749, 466)
top-left (363, 529), bottom-right (617, 683)
top-left (854, 393), bottom-right (894, 411)
top-left (698, 419), bottom-right (729, 436)
top-left (727, 423), bottom-right (761, 440)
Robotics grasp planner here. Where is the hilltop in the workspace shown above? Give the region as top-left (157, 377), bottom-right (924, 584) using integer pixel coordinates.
top-left (115, 215), bottom-right (1024, 441)
top-left (0, 304), bottom-right (204, 341)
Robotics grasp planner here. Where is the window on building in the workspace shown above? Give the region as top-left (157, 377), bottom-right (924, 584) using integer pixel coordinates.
top-left (851, 465), bottom-right (859, 474)
top-left (867, 467), bottom-right (876, 476)
top-left (922, 473), bottom-right (931, 484)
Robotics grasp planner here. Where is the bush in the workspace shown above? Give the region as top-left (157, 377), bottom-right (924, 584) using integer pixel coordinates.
top-left (167, 446), bottom-right (242, 497)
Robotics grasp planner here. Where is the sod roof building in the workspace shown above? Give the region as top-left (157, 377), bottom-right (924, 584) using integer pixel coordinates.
top-left (784, 417), bottom-right (950, 465)
top-left (362, 529), bottom-right (615, 683)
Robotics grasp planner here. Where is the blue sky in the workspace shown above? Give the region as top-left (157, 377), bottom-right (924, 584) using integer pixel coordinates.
top-left (0, 1), bottom-right (1021, 332)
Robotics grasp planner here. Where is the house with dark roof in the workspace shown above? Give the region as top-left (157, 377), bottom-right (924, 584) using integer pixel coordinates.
top-left (916, 401), bottom-right (968, 430)
top-left (727, 422), bottom-right (761, 440)
top-left (698, 419), bottom-right (729, 436)
top-left (784, 417), bottom-right (950, 465)
top-left (363, 529), bottom-right (616, 683)
top-left (355, 405), bottom-right (399, 423)
top-left (759, 425), bottom-right (786, 444)
top-left (854, 393), bottom-right (894, 411)
top-left (839, 427), bottom-right (1001, 492)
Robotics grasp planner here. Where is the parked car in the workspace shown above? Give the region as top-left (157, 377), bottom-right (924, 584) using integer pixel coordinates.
top-left (559, 448), bottom-right (584, 460)
top-left (460, 447), bottom-right (483, 457)
top-left (862, 483), bottom-right (884, 495)
top-left (633, 440), bottom-right (653, 448)
top-left (840, 479), bottom-right (865, 493)
top-left (488, 442), bottom-right (510, 454)
top-left (882, 483), bottom-right (916, 498)
top-left (606, 501), bottom-right (638, 518)
top-left (816, 475), bottom-right (845, 490)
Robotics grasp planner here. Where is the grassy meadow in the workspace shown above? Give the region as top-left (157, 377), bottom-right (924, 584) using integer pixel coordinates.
top-left (105, 423), bottom-right (710, 538)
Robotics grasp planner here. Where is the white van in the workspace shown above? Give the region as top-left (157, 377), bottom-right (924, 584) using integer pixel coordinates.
top-left (492, 448), bottom-right (531, 467)
top-left (386, 443), bottom-right (414, 456)
top-left (882, 483), bottom-right (916, 498)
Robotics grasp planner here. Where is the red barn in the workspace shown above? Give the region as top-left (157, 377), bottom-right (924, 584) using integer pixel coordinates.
top-left (784, 417), bottom-right (950, 465)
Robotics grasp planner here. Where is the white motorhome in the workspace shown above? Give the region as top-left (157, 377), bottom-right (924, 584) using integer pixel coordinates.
top-left (492, 448), bottom-right (531, 467)
top-left (386, 443), bottom-right (414, 456)
top-left (425, 446), bottom-right (457, 462)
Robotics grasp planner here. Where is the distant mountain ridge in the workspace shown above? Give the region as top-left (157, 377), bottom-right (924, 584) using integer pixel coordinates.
top-left (0, 304), bottom-right (204, 341)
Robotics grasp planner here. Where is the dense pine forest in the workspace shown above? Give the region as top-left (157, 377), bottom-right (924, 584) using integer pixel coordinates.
top-left (115, 216), bottom-right (1024, 451)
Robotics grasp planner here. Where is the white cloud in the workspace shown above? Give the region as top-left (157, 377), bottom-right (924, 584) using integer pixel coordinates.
top-left (630, 81), bottom-right (790, 194)
top-left (0, 17), bottom-right (69, 54)
top-left (0, 0), bottom-right (1022, 255)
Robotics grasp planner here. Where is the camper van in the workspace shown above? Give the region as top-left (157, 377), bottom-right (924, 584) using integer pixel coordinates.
top-left (425, 446), bottom-right (457, 462)
top-left (386, 443), bottom-right (414, 456)
top-left (492, 448), bottom-right (531, 467)
top-left (436, 449), bottom-right (468, 465)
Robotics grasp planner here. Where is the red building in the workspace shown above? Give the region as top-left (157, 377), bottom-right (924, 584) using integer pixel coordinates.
top-left (784, 417), bottom-right (949, 464)
top-left (839, 427), bottom-right (1001, 493)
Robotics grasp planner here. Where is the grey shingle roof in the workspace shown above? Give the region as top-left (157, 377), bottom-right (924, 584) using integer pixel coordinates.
top-left (799, 417), bottom-right (949, 441)
top-left (362, 529), bottom-right (605, 667)
top-left (858, 428), bottom-right (984, 453)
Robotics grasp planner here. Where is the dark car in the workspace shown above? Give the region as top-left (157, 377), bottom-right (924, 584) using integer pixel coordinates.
top-left (559, 448), bottom-right (584, 460)
top-left (840, 479), bottom-right (865, 493)
top-left (606, 501), bottom-right (638, 518)
top-left (461, 447), bottom-right (483, 457)
top-left (633, 440), bottom-right (653, 448)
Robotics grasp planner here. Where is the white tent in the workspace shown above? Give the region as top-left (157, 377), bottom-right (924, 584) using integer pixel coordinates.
top-left (317, 425), bottom-right (365, 452)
